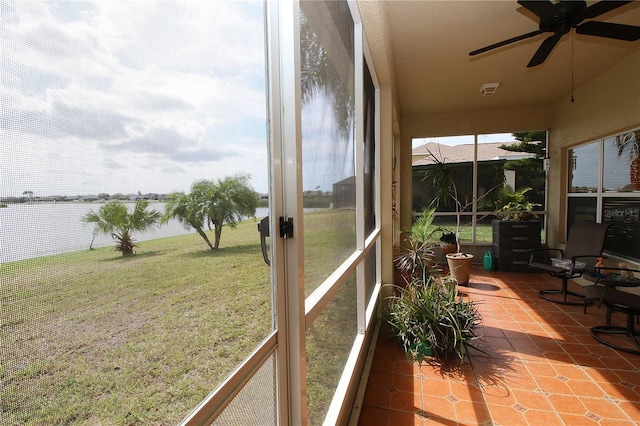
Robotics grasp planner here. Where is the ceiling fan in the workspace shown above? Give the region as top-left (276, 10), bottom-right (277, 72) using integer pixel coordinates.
top-left (469, 0), bottom-right (640, 67)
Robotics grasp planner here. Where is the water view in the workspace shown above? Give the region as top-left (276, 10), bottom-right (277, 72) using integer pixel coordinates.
top-left (0, 202), bottom-right (268, 264)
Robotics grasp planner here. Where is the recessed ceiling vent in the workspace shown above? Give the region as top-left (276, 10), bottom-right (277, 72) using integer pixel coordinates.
top-left (480, 83), bottom-right (499, 96)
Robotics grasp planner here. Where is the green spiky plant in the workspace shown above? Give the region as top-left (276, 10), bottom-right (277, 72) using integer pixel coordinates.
top-left (386, 277), bottom-right (482, 367)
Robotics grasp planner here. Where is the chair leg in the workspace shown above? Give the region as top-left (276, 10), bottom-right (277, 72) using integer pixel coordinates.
top-left (591, 311), bottom-right (640, 355)
top-left (539, 277), bottom-right (585, 306)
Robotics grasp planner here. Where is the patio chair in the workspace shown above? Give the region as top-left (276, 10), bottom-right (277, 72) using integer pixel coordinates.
top-left (529, 222), bottom-right (611, 305)
top-left (589, 267), bottom-right (640, 355)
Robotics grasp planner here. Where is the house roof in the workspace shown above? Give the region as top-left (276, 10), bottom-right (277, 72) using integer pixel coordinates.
top-left (412, 142), bottom-right (533, 166)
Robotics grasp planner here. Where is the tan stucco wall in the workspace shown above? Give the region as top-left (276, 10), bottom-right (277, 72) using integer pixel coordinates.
top-left (379, 86), bottom-right (395, 287)
top-left (547, 49), bottom-right (640, 248)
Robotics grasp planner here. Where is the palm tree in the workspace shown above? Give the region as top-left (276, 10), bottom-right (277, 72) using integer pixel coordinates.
top-left (615, 130), bottom-right (640, 190)
top-left (82, 200), bottom-right (161, 256)
top-left (206, 175), bottom-right (258, 250)
top-left (163, 175), bottom-right (258, 251)
top-left (162, 189), bottom-right (215, 250)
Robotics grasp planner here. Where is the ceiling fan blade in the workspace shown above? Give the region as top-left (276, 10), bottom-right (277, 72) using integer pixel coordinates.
top-left (576, 21), bottom-right (640, 41)
top-left (584, 1), bottom-right (634, 19)
top-left (469, 30), bottom-right (542, 56)
top-left (527, 33), bottom-right (563, 67)
top-left (517, 0), bottom-right (557, 19)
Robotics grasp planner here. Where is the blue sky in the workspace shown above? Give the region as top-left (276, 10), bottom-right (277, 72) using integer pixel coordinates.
top-left (1, 1), bottom-right (269, 197)
top-left (412, 133), bottom-right (517, 148)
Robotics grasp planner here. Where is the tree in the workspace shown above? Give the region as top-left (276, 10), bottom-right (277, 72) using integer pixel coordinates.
top-left (206, 175), bottom-right (258, 249)
top-left (162, 190), bottom-right (215, 250)
top-left (163, 175), bottom-right (258, 250)
top-left (500, 131), bottom-right (547, 207)
top-left (82, 200), bottom-right (161, 256)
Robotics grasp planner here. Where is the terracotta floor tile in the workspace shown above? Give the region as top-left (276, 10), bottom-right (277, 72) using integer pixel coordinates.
top-left (453, 400), bottom-right (491, 424)
top-left (567, 379), bottom-right (607, 398)
top-left (511, 388), bottom-right (556, 412)
top-left (420, 377), bottom-right (451, 398)
top-left (580, 396), bottom-right (632, 420)
top-left (362, 382), bottom-right (392, 409)
top-left (551, 362), bottom-right (591, 381)
top-left (523, 408), bottom-right (565, 425)
top-left (358, 268), bottom-right (640, 426)
top-left (535, 376), bottom-right (574, 396)
top-left (618, 400), bottom-right (640, 422)
top-left (422, 396), bottom-right (457, 420)
top-left (480, 385), bottom-right (517, 407)
top-left (547, 393), bottom-right (589, 415)
top-left (356, 405), bottom-right (390, 426)
top-left (484, 403), bottom-right (527, 426)
top-left (389, 389), bottom-right (422, 414)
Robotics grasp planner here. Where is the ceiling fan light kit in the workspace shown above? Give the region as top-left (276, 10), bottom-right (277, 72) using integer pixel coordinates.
top-left (469, 0), bottom-right (640, 68)
top-left (480, 83), bottom-right (500, 96)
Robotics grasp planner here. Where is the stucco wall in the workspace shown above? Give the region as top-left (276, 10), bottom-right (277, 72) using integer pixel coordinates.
top-left (547, 49), bottom-right (640, 248)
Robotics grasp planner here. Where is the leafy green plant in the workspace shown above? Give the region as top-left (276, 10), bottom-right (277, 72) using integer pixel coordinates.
top-left (439, 231), bottom-right (456, 245)
top-left (409, 208), bottom-right (438, 243)
top-left (393, 239), bottom-right (436, 285)
top-left (386, 278), bottom-right (482, 366)
top-left (423, 148), bottom-right (502, 252)
top-left (82, 200), bottom-right (161, 256)
top-left (395, 209), bottom-right (438, 285)
top-left (493, 186), bottom-right (541, 221)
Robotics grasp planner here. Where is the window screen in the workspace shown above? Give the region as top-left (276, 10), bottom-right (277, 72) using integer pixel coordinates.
top-left (1, 1), bottom-right (271, 423)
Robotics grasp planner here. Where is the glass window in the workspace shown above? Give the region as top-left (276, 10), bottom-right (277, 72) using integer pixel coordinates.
top-left (569, 142), bottom-right (599, 193)
top-left (603, 198), bottom-right (640, 260)
top-left (300, 0), bottom-right (356, 295)
top-left (604, 133), bottom-right (640, 192)
top-left (305, 274), bottom-right (357, 425)
top-left (567, 130), bottom-right (640, 262)
top-left (412, 132), bottom-right (546, 243)
top-left (567, 197), bottom-right (597, 230)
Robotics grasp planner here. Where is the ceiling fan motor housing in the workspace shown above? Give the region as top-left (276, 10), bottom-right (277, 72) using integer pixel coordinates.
top-left (539, 0), bottom-right (587, 33)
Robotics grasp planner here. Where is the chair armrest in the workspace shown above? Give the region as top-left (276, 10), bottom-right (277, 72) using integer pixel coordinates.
top-left (528, 247), bottom-right (563, 264)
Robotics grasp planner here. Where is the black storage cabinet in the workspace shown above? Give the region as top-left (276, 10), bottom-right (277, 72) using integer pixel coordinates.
top-left (492, 220), bottom-right (541, 272)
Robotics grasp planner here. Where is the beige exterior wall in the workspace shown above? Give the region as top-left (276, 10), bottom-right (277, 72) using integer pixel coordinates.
top-left (548, 49), bottom-right (640, 248)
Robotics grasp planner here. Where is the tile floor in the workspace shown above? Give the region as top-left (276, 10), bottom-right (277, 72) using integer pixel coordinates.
top-left (358, 267), bottom-right (640, 425)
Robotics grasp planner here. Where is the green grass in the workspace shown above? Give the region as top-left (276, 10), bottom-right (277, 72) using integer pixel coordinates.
top-left (0, 210), bottom-right (360, 424)
top-left (1, 219), bottom-right (271, 424)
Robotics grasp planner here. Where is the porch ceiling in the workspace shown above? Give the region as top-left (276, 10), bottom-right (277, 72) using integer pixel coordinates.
top-left (359, 1), bottom-right (640, 117)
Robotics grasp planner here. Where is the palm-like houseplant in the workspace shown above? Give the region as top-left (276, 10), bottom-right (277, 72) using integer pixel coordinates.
top-left (394, 208), bottom-right (438, 286)
top-left (423, 148), bottom-right (502, 284)
top-left (386, 276), bottom-right (482, 366)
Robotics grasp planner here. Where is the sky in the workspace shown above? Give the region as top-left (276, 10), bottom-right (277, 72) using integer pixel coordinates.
top-left (412, 133), bottom-right (517, 149)
top-left (1, 1), bottom-right (269, 197)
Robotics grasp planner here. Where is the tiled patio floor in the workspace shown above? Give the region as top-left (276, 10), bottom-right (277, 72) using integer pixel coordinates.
top-left (358, 267), bottom-right (640, 425)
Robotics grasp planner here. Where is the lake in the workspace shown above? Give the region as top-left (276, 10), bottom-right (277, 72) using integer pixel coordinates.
top-left (0, 202), bottom-right (268, 264)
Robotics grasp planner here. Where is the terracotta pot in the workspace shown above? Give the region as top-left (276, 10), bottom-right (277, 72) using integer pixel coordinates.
top-left (446, 253), bottom-right (474, 286)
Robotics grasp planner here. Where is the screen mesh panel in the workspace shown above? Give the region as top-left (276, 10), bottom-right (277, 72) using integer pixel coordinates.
top-left (1, 1), bottom-right (270, 423)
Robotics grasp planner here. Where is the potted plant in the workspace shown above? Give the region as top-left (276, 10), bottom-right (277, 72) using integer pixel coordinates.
top-left (439, 230), bottom-right (457, 255)
top-left (423, 148), bottom-right (501, 285)
top-left (386, 277), bottom-right (483, 366)
top-left (394, 208), bottom-right (437, 286)
top-left (488, 186), bottom-right (543, 272)
top-left (493, 186), bottom-right (540, 221)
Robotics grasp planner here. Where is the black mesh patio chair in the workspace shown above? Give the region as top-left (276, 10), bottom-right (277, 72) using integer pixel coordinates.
top-left (529, 222), bottom-right (611, 305)
top-left (589, 266), bottom-right (640, 355)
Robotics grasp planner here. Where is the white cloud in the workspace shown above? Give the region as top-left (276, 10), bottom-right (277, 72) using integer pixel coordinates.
top-left (1, 0), bottom-right (268, 197)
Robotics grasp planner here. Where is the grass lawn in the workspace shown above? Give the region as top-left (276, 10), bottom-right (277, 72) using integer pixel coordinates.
top-left (1, 219), bottom-right (271, 424)
top-left (1, 209), bottom-right (360, 425)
